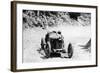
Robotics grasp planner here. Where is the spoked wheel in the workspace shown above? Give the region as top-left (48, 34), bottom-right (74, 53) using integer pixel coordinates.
top-left (68, 43), bottom-right (73, 58)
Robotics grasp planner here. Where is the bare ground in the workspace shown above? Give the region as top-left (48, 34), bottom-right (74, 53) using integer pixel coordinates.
top-left (23, 25), bottom-right (91, 63)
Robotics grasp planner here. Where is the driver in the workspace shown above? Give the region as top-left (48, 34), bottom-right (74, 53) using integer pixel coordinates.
top-left (57, 31), bottom-right (64, 40)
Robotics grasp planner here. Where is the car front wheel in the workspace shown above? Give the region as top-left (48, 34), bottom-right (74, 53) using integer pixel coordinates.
top-left (67, 43), bottom-right (73, 58)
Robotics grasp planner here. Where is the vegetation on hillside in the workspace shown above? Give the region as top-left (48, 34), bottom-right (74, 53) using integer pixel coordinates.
top-left (23, 10), bottom-right (91, 29)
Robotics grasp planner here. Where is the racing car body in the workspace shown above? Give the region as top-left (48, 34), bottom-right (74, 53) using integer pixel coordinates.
top-left (41, 31), bottom-right (73, 58)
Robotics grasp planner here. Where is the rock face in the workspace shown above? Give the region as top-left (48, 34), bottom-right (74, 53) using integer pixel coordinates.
top-left (85, 39), bottom-right (91, 49)
top-left (80, 39), bottom-right (91, 52)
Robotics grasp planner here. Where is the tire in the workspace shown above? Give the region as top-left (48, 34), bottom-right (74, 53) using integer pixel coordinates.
top-left (41, 38), bottom-right (46, 50)
top-left (44, 42), bottom-right (51, 58)
top-left (68, 43), bottom-right (73, 58)
top-left (41, 38), bottom-right (44, 49)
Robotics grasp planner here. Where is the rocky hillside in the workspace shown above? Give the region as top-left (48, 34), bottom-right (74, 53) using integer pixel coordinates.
top-left (23, 10), bottom-right (91, 29)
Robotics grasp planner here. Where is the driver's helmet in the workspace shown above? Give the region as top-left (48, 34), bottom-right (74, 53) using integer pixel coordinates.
top-left (57, 31), bottom-right (62, 39)
top-left (58, 31), bottom-right (61, 34)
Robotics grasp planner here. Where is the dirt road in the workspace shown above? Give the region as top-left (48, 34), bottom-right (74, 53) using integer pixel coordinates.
top-left (23, 26), bottom-right (91, 63)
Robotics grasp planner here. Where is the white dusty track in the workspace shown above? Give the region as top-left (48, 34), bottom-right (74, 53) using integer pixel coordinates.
top-left (23, 25), bottom-right (91, 63)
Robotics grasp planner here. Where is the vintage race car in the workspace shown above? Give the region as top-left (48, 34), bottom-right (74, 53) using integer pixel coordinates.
top-left (41, 31), bottom-right (73, 58)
